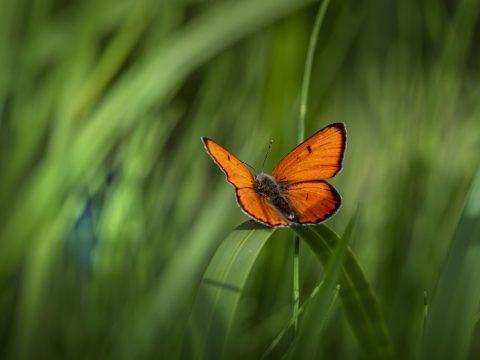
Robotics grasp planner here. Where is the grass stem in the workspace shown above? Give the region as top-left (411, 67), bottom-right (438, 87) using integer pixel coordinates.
top-left (298, 0), bottom-right (330, 143)
top-left (293, 0), bottom-right (330, 337)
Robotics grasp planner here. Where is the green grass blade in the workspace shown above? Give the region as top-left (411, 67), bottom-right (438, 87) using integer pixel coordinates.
top-left (263, 211), bottom-right (356, 359)
top-left (186, 221), bottom-right (275, 359)
top-left (69, 0), bottom-right (318, 180)
top-left (292, 0), bottom-right (330, 336)
top-left (114, 188), bottom-right (235, 359)
top-left (262, 283), bottom-right (340, 360)
top-left (290, 210), bottom-right (358, 359)
top-left (420, 168), bottom-right (480, 360)
top-left (293, 224), bottom-right (394, 359)
top-left (298, 0), bottom-right (330, 142)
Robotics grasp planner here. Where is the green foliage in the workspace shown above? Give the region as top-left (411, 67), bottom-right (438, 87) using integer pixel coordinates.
top-left (420, 169), bottom-right (480, 360)
top-left (288, 211), bottom-right (356, 359)
top-left (1, 0), bottom-right (480, 359)
top-left (186, 222), bottom-right (274, 359)
top-left (293, 223), bottom-right (393, 359)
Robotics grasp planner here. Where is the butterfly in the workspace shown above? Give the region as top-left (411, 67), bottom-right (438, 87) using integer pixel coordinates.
top-left (202, 123), bottom-right (346, 227)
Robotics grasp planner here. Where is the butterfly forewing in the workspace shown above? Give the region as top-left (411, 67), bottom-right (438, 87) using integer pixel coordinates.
top-left (202, 137), bottom-right (254, 189)
top-left (272, 123), bottom-right (346, 183)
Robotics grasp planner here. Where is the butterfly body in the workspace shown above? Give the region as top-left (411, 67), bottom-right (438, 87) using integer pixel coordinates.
top-left (254, 173), bottom-right (297, 222)
top-left (202, 123), bottom-right (346, 227)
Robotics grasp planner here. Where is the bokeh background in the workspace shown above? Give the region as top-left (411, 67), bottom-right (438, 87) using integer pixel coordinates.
top-left (1, 0), bottom-right (480, 359)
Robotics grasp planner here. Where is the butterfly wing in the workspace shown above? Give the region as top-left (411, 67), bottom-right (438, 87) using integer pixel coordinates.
top-left (236, 188), bottom-right (288, 227)
top-left (202, 137), bottom-right (288, 227)
top-left (271, 123), bottom-right (345, 225)
top-left (202, 137), bottom-right (255, 188)
top-left (272, 123), bottom-right (346, 183)
top-left (283, 180), bottom-right (341, 224)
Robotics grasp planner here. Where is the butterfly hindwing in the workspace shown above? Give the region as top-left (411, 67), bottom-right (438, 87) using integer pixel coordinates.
top-left (236, 188), bottom-right (288, 226)
top-left (283, 180), bottom-right (341, 224)
top-left (272, 123), bottom-right (346, 184)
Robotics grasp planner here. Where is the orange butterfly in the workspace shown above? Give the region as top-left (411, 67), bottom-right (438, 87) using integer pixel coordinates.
top-left (202, 123), bottom-right (346, 227)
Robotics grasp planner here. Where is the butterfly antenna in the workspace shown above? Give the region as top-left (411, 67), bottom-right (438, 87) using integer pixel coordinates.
top-left (242, 160), bottom-right (256, 173)
top-left (261, 139), bottom-right (274, 172)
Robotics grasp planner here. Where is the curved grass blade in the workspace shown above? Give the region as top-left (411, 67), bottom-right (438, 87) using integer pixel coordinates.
top-left (290, 210), bottom-right (357, 359)
top-left (263, 211), bottom-right (356, 359)
top-left (114, 189), bottom-right (235, 359)
top-left (420, 168), bottom-right (480, 360)
top-left (262, 283), bottom-right (340, 360)
top-left (186, 221), bottom-right (275, 359)
top-left (293, 224), bottom-right (394, 359)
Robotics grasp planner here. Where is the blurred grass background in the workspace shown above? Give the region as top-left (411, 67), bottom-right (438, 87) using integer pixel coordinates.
top-left (1, 0), bottom-right (480, 358)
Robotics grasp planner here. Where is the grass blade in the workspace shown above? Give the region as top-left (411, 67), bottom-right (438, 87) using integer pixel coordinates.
top-left (263, 211), bottom-right (356, 359)
top-left (290, 210), bottom-right (358, 358)
top-left (292, 0), bottom-right (331, 336)
top-left (186, 221), bottom-right (275, 359)
top-left (298, 0), bottom-right (330, 141)
top-left (293, 224), bottom-right (394, 359)
top-left (420, 168), bottom-right (480, 359)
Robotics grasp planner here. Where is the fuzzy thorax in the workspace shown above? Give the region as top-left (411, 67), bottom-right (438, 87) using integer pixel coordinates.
top-left (254, 173), bottom-right (297, 222)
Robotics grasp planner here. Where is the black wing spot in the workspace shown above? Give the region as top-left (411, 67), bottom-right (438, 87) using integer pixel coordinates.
top-left (227, 155), bottom-right (231, 161)
top-left (307, 145), bottom-right (312, 153)
top-left (305, 193), bottom-right (309, 200)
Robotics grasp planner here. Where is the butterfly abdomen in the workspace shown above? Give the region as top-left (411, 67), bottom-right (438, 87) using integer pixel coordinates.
top-left (271, 195), bottom-right (298, 222)
top-left (254, 173), bottom-right (298, 223)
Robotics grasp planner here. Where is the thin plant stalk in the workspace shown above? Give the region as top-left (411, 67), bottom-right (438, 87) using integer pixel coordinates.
top-left (292, 0), bottom-right (330, 335)
top-left (298, 0), bottom-right (330, 140)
